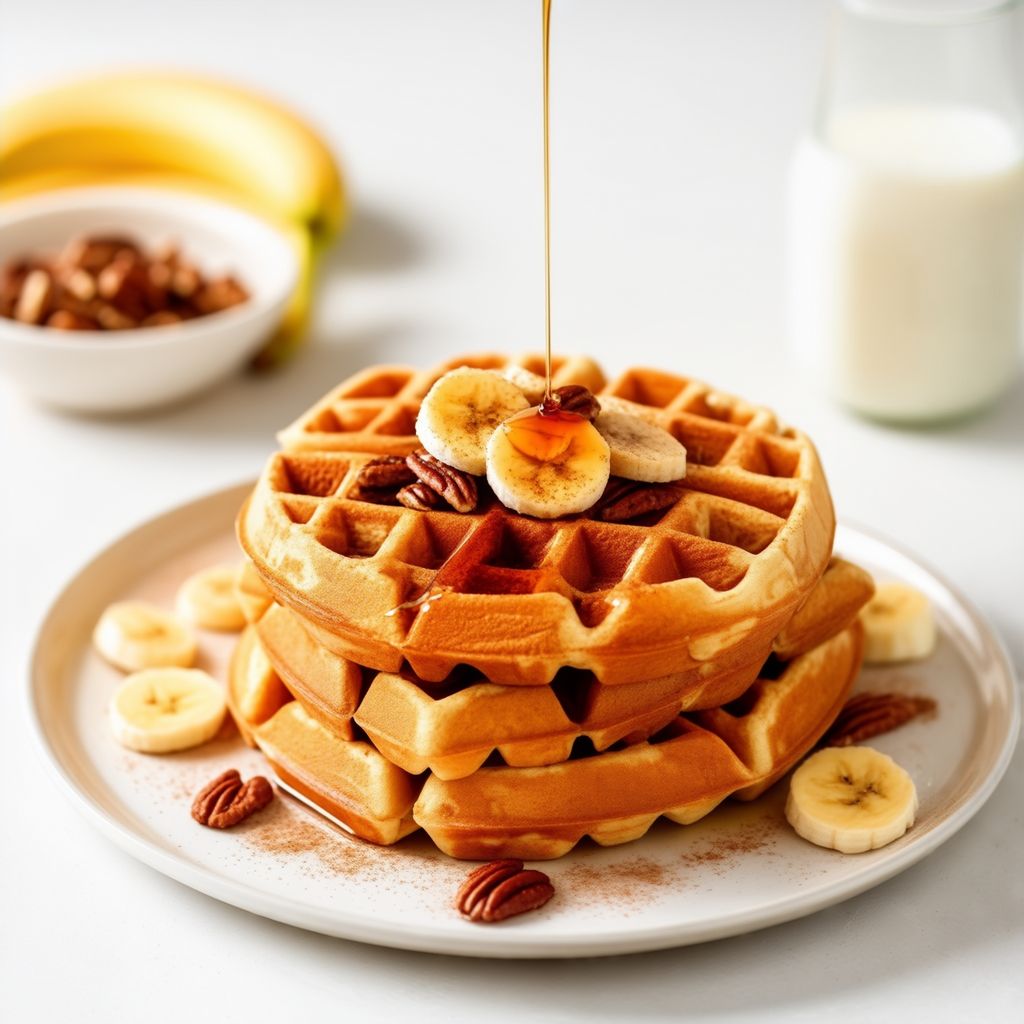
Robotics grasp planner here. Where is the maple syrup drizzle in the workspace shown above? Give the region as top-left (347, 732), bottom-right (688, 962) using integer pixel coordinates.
top-left (386, 2), bottom-right (567, 622)
top-left (385, 589), bottom-right (445, 617)
top-left (505, 0), bottom-right (589, 455)
top-left (542, 0), bottom-right (554, 402)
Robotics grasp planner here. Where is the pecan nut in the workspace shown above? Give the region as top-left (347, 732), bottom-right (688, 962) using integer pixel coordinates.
top-left (355, 455), bottom-right (417, 490)
top-left (455, 858), bottom-right (555, 923)
top-left (14, 269), bottom-right (54, 324)
top-left (47, 309), bottom-right (99, 331)
top-left (2, 234), bottom-right (249, 332)
top-left (595, 478), bottom-right (683, 522)
top-left (397, 481), bottom-right (444, 511)
top-left (191, 769), bottom-right (275, 829)
top-left (541, 384), bottom-right (601, 421)
top-left (406, 450), bottom-right (478, 513)
top-left (349, 455), bottom-right (417, 504)
top-left (823, 692), bottom-right (936, 748)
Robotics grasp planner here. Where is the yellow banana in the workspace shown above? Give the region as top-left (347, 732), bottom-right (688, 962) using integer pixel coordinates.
top-left (0, 73), bottom-right (345, 367)
top-left (0, 72), bottom-right (346, 245)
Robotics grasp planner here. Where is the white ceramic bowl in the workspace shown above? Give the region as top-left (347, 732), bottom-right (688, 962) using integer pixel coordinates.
top-left (0, 187), bottom-right (298, 413)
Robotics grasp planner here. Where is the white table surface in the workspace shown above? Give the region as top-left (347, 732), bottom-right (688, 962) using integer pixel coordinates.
top-left (2, 1), bottom-right (1022, 1020)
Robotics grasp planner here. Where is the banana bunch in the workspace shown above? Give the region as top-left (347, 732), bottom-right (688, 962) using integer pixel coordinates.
top-left (0, 72), bottom-right (347, 366)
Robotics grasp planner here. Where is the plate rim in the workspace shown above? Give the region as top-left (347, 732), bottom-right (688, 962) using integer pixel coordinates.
top-left (24, 481), bottom-right (1022, 959)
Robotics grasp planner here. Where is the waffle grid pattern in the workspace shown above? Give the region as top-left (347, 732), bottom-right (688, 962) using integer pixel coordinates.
top-left (247, 557), bottom-right (869, 782)
top-left (413, 622), bottom-right (863, 858)
top-left (239, 620), bottom-right (863, 858)
top-left (240, 355), bottom-right (834, 684)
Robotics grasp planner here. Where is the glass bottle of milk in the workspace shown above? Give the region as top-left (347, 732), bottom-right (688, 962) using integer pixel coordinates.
top-left (788, 0), bottom-right (1024, 422)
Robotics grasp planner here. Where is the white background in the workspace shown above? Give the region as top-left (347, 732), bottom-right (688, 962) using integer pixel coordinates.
top-left (1, 1), bottom-right (1022, 1020)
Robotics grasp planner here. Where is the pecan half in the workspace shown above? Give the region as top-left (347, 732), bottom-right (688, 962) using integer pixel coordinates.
top-left (354, 455), bottom-right (417, 490)
top-left (541, 384), bottom-right (601, 421)
top-left (594, 478), bottom-right (683, 522)
top-left (455, 858), bottom-right (555, 923)
top-left (823, 692), bottom-right (937, 748)
top-left (349, 455), bottom-right (418, 504)
top-left (47, 309), bottom-right (98, 331)
top-left (397, 481), bottom-right (443, 511)
top-left (191, 769), bottom-right (275, 829)
top-left (14, 269), bottom-right (54, 324)
top-left (407, 450), bottom-right (478, 513)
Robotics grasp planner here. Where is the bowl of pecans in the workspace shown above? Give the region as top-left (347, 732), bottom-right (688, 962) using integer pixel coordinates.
top-left (0, 187), bottom-right (297, 412)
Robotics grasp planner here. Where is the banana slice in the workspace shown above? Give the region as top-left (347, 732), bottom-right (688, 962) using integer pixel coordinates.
top-left (416, 368), bottom-right (530, 475)
top-left (594, 409), bottom-right (687, 483)
top-left (860, 582), bottom-right (936, 663)
top-left (486, 408), bottom-right (611, 517)
top-left (785, 746), bottom-right (918, 854)
top-left (500, 365), bottom-right (547, 404)
top-left (596, 394), bottom-right (665, 427)
top-left (110, 668), bottom-right (227, 753)
top-left (94, 601), bottom-right (197, 672)
top-left (176, 564), bottom-right (247, 631)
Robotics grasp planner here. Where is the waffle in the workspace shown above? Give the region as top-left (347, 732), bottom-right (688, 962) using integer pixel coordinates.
top-left (276, 353), bottom-right (607, 454)
top-left (238, 354), bottom-right (836, 686)
top-left (242, 558), bottom-right (869, 780)
top-left (226, 625), bottom-right (291, 747)
top-left (773, 557), bottom-right (874, 660)
top-left (234, 559), bottom-right (273, 626)
top-left (254, 702), bottom-right (421, 845)
top-left (414, 623), bottom-right (863, 859)
top-left (232, 620), bottom-right (861, 858)
top-left (254, 601), bottom-right (360, 740)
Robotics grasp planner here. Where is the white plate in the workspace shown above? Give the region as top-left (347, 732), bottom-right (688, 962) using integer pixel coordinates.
top-left (27, 483), bottom-right (1019, 958)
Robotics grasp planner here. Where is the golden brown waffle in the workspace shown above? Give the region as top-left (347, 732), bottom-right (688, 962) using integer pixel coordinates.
top-left (254, 602), bottom-right (360, 740)
top-left (247, 558), bottom-right (869, 780)
top-left (234, 559), bottom-right (273, 626)
top-left (238, 355), bottom-right (836, 686)
top-left (232, 621), bottom-right (860, 857)
top-left (226, 625), bottom-right (291, 747)
top-left (772, 557), bottom-right (873, 659)
top-left (276, 353), bottom-right (607, 454)
top-left (354, 664), bottom-right (748, 781)
top-left (246, 600), bottom-right (757, 778)
top-left (254, 702), bottom-right (421, 845)
top-left (414, 623), bottom-right (863, 859)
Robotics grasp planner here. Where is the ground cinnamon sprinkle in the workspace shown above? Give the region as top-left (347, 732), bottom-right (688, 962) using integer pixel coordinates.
top-left (677, 820), bottom-right (779, 869)
top-left (125, 740), bottom-right (790, 912)
top-left (556, 818), bottom-right (782, 910)
top-left (560, 855), bottom-right (671, 909)
top-left (242, 798), bottom-right (444, 880)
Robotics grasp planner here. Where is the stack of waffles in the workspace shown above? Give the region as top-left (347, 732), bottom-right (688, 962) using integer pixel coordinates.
top-left (231, 354), bottom-right (874, 860)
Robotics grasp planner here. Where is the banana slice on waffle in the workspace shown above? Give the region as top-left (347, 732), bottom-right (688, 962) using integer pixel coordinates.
top-left (416, 367), bottom-right (529, 475)
top-left (594, 409), bottom-right (687, 483)
top-left (486, 408), bottom-right (611, 517)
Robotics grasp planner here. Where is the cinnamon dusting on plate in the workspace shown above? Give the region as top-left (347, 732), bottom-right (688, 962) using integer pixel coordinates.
top-left (560, 856), bottom-right (672, 910)
top-left (677, 820), bottom-right (780, 871)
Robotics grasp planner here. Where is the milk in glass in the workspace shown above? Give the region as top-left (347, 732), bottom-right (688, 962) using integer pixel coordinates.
top-left (788, 1), bottom-right (1024, 422)
top-left (789, 104), bottom-right (1024, 420)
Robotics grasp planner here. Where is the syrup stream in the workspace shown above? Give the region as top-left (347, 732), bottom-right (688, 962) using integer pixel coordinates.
top-left (386, 2), bottom-right (560, 620)
top-left (542, 0), bottom-right (553, 401)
